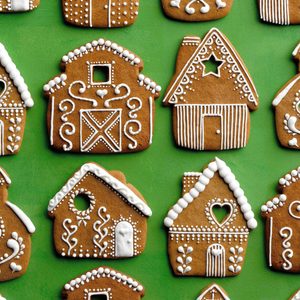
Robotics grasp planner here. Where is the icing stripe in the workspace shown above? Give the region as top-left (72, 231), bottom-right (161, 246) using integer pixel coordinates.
top-left (259, 0), bottom-right (290, 25)
top-left (269, 217), bottom-right (273, 267)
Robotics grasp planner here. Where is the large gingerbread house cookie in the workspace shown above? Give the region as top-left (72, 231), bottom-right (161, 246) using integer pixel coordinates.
top-left (163, 28), bottom-right (259, 151)
top-left (261, 166), bottom-right (300, 273)
top-left (161, 0), bottom-right (234, 22)
top-left (44, 39), bottom-right (161, 154)
top-left (164, 158), bottom-right (257, 277)
top-left (0, 167), bottom-right (35, 281)
top-left (0, 0), bottom-right (39, 12)
top-left (62, 0), bottom-right (140, 28)
top-left (0, 43), bottom-right (34, 156)
top-left (273, 43), bottom-right (300, 149)
top-left (48, 163), bottom-right (152, 259)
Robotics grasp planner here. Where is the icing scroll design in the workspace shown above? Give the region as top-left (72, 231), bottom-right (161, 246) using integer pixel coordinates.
top-left (279, 227), bottom-right (293, 271)
top-left (59, 123), bottom-right (76, 151)
top-left (68, 81), bottom-right (97, 107)
top-left (93, 207), bottom-right (111, 256)
top-left (176, 244), bottom-right (193, 274)
top-left (62, 219), bottom-right (78, 256)
top-left (288, 201), bottom-right (300, 219)
top-left (170, 0), bottom-right (226, 14)
top-left (59, 99), bottom-right (75, 122)
top-left (104, 84), bottom-right (131, 108)
top-left (127, 97), bottom-right (142, 119)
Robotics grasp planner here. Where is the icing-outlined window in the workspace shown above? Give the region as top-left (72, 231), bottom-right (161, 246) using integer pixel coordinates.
top-left (91, 64), bottom-right (112, 85)
top-left (88, 291), bottom-right (110, 300)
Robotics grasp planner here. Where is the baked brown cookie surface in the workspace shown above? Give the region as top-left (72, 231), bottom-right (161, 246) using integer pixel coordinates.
top-left (62, 0), bottom-right (140, 28)
top-left (0, 167), bottom-right (35, 281)
top-left (273, 43), bottom-right (300, 149)
top-left (259, 0), bottom-right (300, 25)
top-left (0, 43), bottom-right (34, 156)
top-left (0, 0), bottom-right (39, 12)
top-left (161, 0), bottom-right (234, 22)
top-left (48, 163), bottom-right (151, 259)
top-left (197, 283), bottom-right (230, 300)
top-left (164, 157), bottom-right (257, 277)
top-left (44, 39), bottom-right (161, 154)
top-left (163, 28), bottom-right (259, 151)
top-left (62, 266), bottom-right (144, 299)
top-left (261, 166), bottom-right (300, 273)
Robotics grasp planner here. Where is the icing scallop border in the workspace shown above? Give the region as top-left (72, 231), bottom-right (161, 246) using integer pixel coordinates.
top-left (164, 157), bottom-right (257, 229)
top-left (48, 163), bottom-right (152, 217)
top-left (0, 43), bottom-right (34, 107)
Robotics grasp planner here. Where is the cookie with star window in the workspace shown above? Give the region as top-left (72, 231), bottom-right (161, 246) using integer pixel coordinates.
top-left (163, 28), bottom-right (259, 151)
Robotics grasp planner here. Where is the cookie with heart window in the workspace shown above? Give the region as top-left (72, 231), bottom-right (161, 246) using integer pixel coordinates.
top-left (164, 157), bottom-right (257, 277)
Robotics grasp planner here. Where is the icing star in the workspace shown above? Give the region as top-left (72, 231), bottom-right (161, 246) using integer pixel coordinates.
top-left (201, 53), bottom-right (225, 78)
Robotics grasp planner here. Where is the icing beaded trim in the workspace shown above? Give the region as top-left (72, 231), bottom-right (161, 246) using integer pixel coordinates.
top-left (278, 167), bottom-right (300, 187)
top-left (261, 194), bottom-right (287, 214)
top-left (164, 157), bottom-right (257, 229)
top-left (138, 74), bottom-right (161, 94)
top-left (48, 163), bottom-right (152, 216)
top-left (0, 43), bottom-right (34, 107)
top-left (43, 74), bottom-right (67, 94)
top-left (64, 267), bottom-right (144, 293)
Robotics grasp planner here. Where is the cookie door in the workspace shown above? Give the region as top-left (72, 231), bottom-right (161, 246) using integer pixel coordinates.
top-left (203, 115), bottom-right (222, 150)
top-left (206, 244), bottom-right (226, 277)
top-left (115, 221), bottom-right (134, 257)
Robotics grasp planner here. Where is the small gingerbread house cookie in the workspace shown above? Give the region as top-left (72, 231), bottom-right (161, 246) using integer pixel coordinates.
top-left (62, 266), bottom-right (144, 299)
top-left (164, 157), bottom-right (257, 277)
top-left (163, 28), bottom-right (259, 151)
top-left (272, 43), bottom-right (300, 149)
top-left (0, 167), bottom-right (35, 281)
top-left (259, 0), bottom-right (300, 25)
top-left (44, 38), bottom-right (160, 154)
top-left (290, 289), bottom-right (300, 300)
top-left (196, 283), bottom-right (230, 300)
top-left (0, 0), bottom-right (39, 12)
top-left (48, 163), bottom-right (151, 259)
top-left (62, 0), bottom-right (140, 28)
top-left (261, 166), bottom-right (300, 273)
top-left (0, 43), bottom-right (34, 156)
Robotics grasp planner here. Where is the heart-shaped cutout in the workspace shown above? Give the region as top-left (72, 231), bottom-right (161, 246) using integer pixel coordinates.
top-left (96, 89), bottom-right (108, 99)
top-left (0, 79), bottom-right (6, 99)
top-left (211, 202), bottom-right (233, 227)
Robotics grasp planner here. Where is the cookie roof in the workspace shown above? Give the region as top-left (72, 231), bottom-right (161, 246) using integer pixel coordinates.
top-left (48, 163), bottom-right (152, 217)
top-left (164, 157), bottom-right (257, 229)
top-left (64, 266), bottom-right (144, 294)
top-left (163, 28), bottom-right (258, 107)
top-left (197, 283), bottom-right (230, 300)
top-left (0, 43), bottom-right (34, 107)
top-left (0, 167), bottom-right (11, 185)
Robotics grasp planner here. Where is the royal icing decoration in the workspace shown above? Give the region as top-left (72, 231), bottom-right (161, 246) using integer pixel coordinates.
top-left (48, 163), bottom-right (151, 259)
top-left (0, 167), bottom-right (35, 281)
top-left (0, 0), bottom-right (39, 12)
top-left (261, 165), bottom-right (300, 273)
top-left (290, 289), bottom-right (300, 300)
top-left (163, 29), bottom-right (259, 151)
top-left (196, 283), bottom-right (230, 300)
top-left (44, 39), bottom-right (161, 154)
top-left (164, 157), bottom-right (257, 277)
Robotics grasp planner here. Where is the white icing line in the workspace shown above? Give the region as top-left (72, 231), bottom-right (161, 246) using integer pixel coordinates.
top-left (149, 97), bottom-right (153, 145)
top-left (50, 96), bottom-right (54, 145)
top-left (0, 168), bottom-right (11, 185)
top-left (269, 217), bottom-right (273, 267)
top-left (293, 43), bottom-right (300, 56)
top-left (164, 157), bottom-right (257, 229)
top-left (48, 163), bottom-right (152, 216)
top-left (0, 43), bottom-right (34, 107)
top-left (197, 284), bottom-right (229, 300)
top-left (6, 201), bottom-right (35, 234)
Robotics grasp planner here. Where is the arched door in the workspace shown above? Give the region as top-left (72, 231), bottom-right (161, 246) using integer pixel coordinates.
top-left (115, 221), bottom-right (134, 257)
top-left (206, 243), bottom-right (226, 277)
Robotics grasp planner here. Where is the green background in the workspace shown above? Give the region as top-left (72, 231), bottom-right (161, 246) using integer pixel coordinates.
top-left (0, 0), bottom-right (299, 299)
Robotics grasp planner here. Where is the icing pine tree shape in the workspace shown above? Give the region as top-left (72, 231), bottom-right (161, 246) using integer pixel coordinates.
top-left (0, 43), bottom-right (34, 156)
top-left (196, 283), bottom-right (230, 300)
top-left (290, 289), bottom-right (300, 300)
top-left (0, 0), bottom-right (39, 12)
top-left (259, 0), bottom-right (300, 25)
top-left (164, 158), bottom-right (257, 277)
top-left (48, 163), bottom-right (151, 259)
top-left (62, 0), bottom-right (140, 28)
top-left (0, 167), bottom-right (35, 281)
top-left (44, 38), bottom-right (161, 154)
top-left (161, 0), bottom-right (234, 22)
top-left (261, 166), bottom-right (300, 273)
top-left (273, 43), bottom-right (300, 149)
top-left (163, 28), bottom-right (259, 151)
top-left (62, 266), bottom-right (144, 299)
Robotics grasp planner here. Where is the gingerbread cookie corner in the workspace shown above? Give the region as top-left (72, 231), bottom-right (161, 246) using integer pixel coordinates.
top-left (0, 0), bottom-right (39, 12)
top-left (196, 283), bottom-right (230, 300)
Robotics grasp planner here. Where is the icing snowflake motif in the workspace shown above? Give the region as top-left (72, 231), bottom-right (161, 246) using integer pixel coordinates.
top-left (176, 244), bottom-right (193, 274)
top-left (228, 246), bottom-right (243, 273)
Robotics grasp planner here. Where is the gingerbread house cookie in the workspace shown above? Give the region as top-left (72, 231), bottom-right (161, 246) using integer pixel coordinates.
top-left (44, 39), bottom-right (161, 154)
top-left (290, 289), bottom-right (300, 300)
top-left (48, 163), bottom-right (151, 259)
top-left (272, 43), bottom-right (300, 149)
top-left (261, 166), bottom-right (300, 273)
top-left (259, 0), bottom-right (300, 25)
top-left (196, 283), bottom-right (230, 300)
top-left (0, 167), bottom-right (35, 281)
top-left (164, 157), bottom-right (257, 277)
top-left (62, 0), bottom-right (140, 28)
top-left (62, 266), bottom-right (144, 299)
top-left (0, 43), bottom-right (34, 156)
top-left (0, 0), bottom-right (39, 12)
top-left (163, 28), bottom-right (259, 151)
top-left (161, 0), bottom-right (234, 22)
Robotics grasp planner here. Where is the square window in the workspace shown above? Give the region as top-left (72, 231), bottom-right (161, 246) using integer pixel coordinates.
top-left (91, 64), bottom-right (111, 85)
top-left (90, 295), bottom-right (108, 300)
